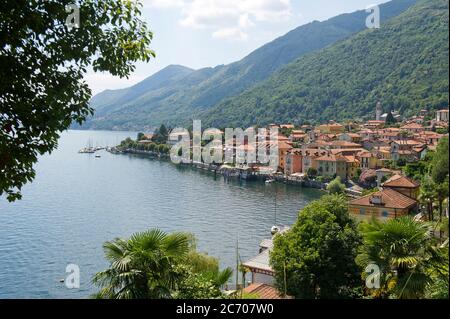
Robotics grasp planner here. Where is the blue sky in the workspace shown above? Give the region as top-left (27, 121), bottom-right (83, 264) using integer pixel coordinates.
top-left (86, 0), bottom-right (389, 95)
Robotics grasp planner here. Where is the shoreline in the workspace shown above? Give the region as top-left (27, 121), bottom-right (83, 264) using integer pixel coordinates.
top-left (109, 147), bottom-right (327, 191)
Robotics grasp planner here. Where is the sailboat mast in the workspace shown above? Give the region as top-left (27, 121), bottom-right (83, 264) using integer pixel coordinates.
top-left (235, 238), bottom-right (239, 292)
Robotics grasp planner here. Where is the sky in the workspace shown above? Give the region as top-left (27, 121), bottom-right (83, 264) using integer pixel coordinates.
top-left (85, 0), bottom-right (390, 95)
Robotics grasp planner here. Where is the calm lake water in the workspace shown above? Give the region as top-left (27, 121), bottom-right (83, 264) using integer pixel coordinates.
top-left (0, 130), bottom-right (323, 298)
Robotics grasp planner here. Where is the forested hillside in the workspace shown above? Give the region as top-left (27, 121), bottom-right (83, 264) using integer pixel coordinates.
top-left (200, 0), bottom-right (449, 128)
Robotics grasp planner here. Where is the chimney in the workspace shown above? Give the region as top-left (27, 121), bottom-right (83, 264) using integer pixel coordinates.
top-left (370, 194), bottom-right (383, 205)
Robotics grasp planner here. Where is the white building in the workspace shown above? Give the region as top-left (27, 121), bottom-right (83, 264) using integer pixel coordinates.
top-left (436, 109), bottom-right (449, 122)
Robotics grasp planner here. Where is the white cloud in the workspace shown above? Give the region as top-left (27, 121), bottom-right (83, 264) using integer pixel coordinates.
top-left (144, 0), bottom-right (292, 41)
top-left (212, 27), bottom-right (248, 41)
top-left (142, 0), bottom-right (187, 9)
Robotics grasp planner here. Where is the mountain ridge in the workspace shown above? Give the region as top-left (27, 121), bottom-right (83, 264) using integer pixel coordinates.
top-left (82, 0), bottom-right (420, 130)
top-left (199, 0), bottom-right (449, 128)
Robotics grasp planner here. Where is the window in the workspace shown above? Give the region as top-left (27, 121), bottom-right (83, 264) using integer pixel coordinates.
top-left (360, 208), bottom-right (365, 215)
top-left (382, 211), bottom-right (389, 218)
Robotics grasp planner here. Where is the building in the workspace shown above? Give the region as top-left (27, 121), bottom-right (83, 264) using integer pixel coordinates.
top-left (338, 133), bottom-right (362, 143)
top-left (243, 235), bottom-right (278, 285)
top-left (328, 140), bottom-right (362, 149)
top-left (284, 149), bottom-right (303, 175)
top-left (242, 226), bottom-right (292, 287)
top-left (317, 123), bottom-right (345, 134)
top-left (243, 283), bottom-right (292, 299)
top-left (315, 154), bottom-right (348, 179)
top-left (277, 140), bottom-right (293, 171)
top-left (348, 188), bottom-right (418, 219)
top-left (390, 140), bottom-right (425, 162)
top-left (436, 109), bottom-right (449, 122)
top-left (376, 101), bottom-right (382, 121)
top-left (415, 131), bottom-right (444, 146)
top-left (364, 120), bottom-right (385, 130)
top-left (357, 150), bottom-right (378, 170)
top-left (301, 149), bottom-right (328, 173)
top-left (289, 130), bottom-right (307, 143)
top-left (343, 155), bottom-right (360, 179)
top-left (400, 123), bottom-right (425, 133)
top-left (381, 174), bottom-right (420, 199)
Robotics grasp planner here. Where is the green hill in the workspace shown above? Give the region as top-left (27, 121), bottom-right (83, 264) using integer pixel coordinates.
top-left (200, 0), bottom-right (449, 128)
top-left (82, 0), bottom-right (418, 130)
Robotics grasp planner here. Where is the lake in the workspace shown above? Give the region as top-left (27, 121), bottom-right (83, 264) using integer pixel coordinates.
top-left (0, 130), bottom-right (323, 298)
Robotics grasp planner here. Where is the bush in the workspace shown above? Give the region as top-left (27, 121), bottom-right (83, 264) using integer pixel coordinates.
top-left (327, 176), bottom-right (346, 194)
top-left (307, 167), bottom-right (318, 179)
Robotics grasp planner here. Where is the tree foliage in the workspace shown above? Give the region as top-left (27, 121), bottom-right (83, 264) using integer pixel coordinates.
top-left (270, 194), bottom-right (361, 298)
top-left (327, 176), bottom-right (346, 194)
top-left (0, 0), bottom-right (155, 201)
top-left (356, 217), bottom-right (448, 299)
top-left (385, 111), bottom-right (397, 125)
top-left (201, 0), bottom-right (449, 128)
top-left (152, 124), bottom-right (169, 144)
top-left (93, 229), bottom-right (232, 299)
top-left (93, 229), bottom-right (189, 299)
top-left (307, 167), bottom-right (318, 179)
top-left (431, 136), bottom-right (449, 184)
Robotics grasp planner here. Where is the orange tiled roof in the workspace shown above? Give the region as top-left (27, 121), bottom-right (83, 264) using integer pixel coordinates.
top-left (330, 140), bottom-right (361, 147)
top-left (316, 154), bottom-right (347, 162)
top-left (356, 150), bottom-right (372, 158)
top-left (392, 140), bottom-right (424, 146)
top-left (366, 120), bottom-right (384, 124)
top-left (243, 283), bottom-right (292, 299)
top-left (350, 188), bottom-right (417, 209)
top-left (401, 123), bottom-right (424, 130)
top-left (346, 133), bottom-right (361, 137)
top-left (344, 155), bottom-right (359, 163)
top-left (331, 148), bottom-right (365, 155)
top-left (382, 174), bottom-right (420, 188)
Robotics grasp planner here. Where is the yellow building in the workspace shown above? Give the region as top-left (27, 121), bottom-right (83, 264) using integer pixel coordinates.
top-left (381, 174), bottom-right (420, 199)
top-left (316, 154), bottom-right (348, 179)
top-left (317, 123), bottom-right (345, 134)
top-left (277, 140), bottom-right (293, 171)
top-left (348, 188), bottom-right (418, 219)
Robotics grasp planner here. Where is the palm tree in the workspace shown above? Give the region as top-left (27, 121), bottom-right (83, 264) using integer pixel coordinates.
top-left (435, 180), bottom-right (449, 223)
top-left (93, 229), bottom-right (189, 299)
top-left (357, 217), bottom-right (448, 299)
top-left (419, 175), bottom-right (436, 221)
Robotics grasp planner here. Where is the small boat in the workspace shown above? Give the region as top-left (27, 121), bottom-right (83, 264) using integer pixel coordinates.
top-left (78, 148), bottom-right (95, 153)
top-left (265, 179), bottom-right (274, 184)
top-left (95, 154), bottom-right (101, 158)
top-left (271, 225), bottom-right (280, 235)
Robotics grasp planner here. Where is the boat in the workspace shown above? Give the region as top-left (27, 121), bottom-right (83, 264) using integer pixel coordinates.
top-left (78, 147), bottom-right (95, 154)
top-left (265, 178), bottom-right (274, 184)
top-left (78, 138), bottom-right (96, 153)
top-left (95, 154), bottom-right (101, 158)
top-left (271, 225), bottom-right (280, 235)
top-left (270, 187), bottom-right (279, 235)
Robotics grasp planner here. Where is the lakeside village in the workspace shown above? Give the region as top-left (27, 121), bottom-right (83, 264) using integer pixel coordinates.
top-left (101, 105), bottom-right (449, 299)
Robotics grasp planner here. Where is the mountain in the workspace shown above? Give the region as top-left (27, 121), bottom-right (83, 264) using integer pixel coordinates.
top-left (88, 65), bottom-right (194, 122)
top-left (82, 0), bottom-right (418, 130)
top-left (200, 0), bottom-right (449, 128)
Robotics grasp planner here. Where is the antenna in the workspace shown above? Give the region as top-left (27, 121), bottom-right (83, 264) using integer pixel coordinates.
top-left (274, 186), bottom-right (278, 226)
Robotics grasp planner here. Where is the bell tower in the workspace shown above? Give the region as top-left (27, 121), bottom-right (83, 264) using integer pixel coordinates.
top-left (376, 101), bottom-right (382, 121)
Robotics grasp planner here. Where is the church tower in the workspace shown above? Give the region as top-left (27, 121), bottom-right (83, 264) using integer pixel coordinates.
top-left (376, 101), bottom-right (382, 121)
